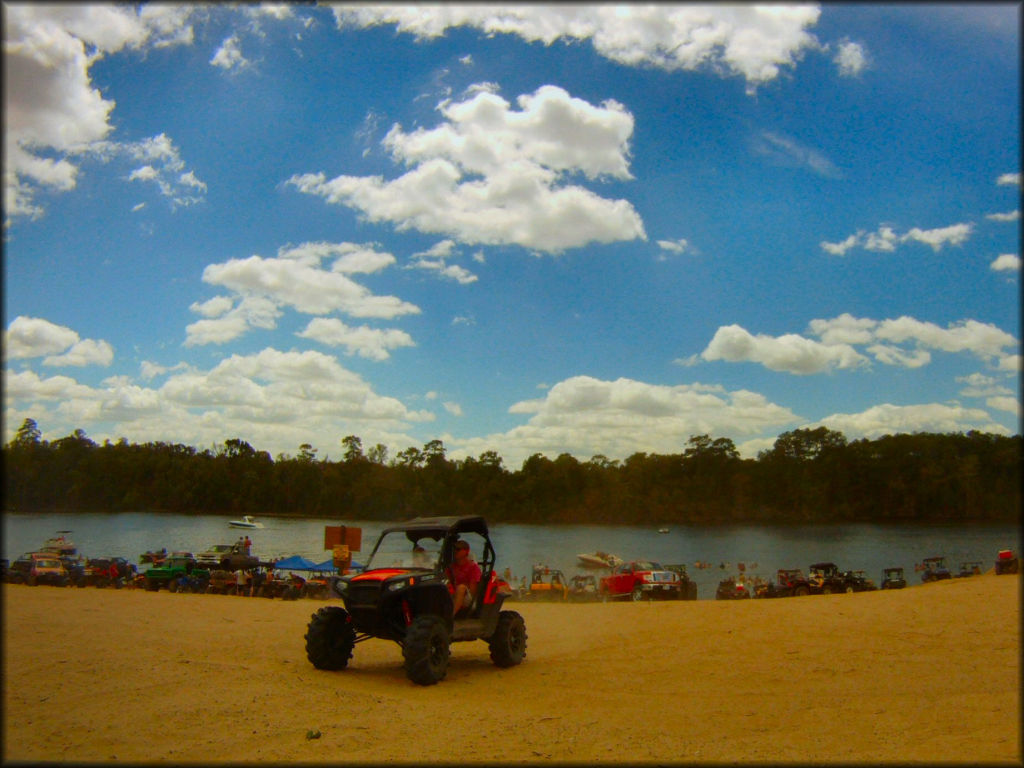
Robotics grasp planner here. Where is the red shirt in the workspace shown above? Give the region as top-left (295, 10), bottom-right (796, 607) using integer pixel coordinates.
top-left (448, 558), bottom-right (481, 587)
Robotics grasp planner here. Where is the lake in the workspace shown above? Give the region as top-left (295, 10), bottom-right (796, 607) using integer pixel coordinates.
top-left (3, 511), bottom-right (1018, 599)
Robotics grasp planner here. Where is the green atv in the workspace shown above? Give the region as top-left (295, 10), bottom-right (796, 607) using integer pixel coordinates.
top-left (304, 516), bottom-right (526, 686)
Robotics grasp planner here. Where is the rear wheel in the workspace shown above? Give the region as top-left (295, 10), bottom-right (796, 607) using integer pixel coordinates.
top-left (403, 615), bottom-right (450, 685)
top-left (845, 585), bottom-right (854, 594)
top-left (488, 611), bottom-right (527, 668)
top-left (822, 585), bottom-right (832, 595)
top-left (305, 606), bottom-right (356, 670)
top-left (794, 585), bottom-right (809, 597)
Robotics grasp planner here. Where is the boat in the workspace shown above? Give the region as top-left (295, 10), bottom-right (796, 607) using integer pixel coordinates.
top-left (577, 551), bottom-right (623, 569)
top-left (41, 531), bottom-right (78, 556)
top-left (228, 515), bottom-right (264, 529)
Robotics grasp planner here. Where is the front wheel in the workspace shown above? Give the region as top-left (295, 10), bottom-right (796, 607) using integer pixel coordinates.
top-left (489, 610), bottom-right (527, 668)
top-left (794, 585), bottom-right (809, 597)
top-left (631, 586), bottom-right (644, 602)
top-left (845, 585), bottom-right (854, 594)
top-left (305, 606), bottom-right (356, 670)
top-left (403, 615), bottom-right (450, 686)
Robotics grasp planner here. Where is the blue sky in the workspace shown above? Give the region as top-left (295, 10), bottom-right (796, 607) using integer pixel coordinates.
top-left (3, 3), bottom-right (1020, 467)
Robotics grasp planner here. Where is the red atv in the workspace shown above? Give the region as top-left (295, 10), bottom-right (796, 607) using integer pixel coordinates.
top-left (304, 516), bottom-right (526, 686)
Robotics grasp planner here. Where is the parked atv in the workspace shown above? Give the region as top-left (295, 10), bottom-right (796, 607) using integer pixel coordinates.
top-left (880, 567), bottom-right (907, 589)
top-left (994, 549), bottom-right (1019, 575)
top-left (919, 556), bottom-right (952, 583)
top-left (304, 516), bottom-right (525, 686)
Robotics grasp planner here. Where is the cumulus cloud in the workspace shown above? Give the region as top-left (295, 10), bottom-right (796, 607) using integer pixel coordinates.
top-left (833, 39), bottom-right (868, 76)
top-left (4, 316), bottom-right (113, 367)
top-left (185, 241), bottom-right (420, 347)
top-left (3, 4), bottom-right (199, 223)
top-left (4, 347), bottom-right (435, 457)
top-left (296, 318), bottom-right (415, 361)
top-left (990, 254), bottom-right (1020, 272)
top-left (821, 222), bottom-right (974, 255)
top-left (408, 240), bottom-right (479, 284)
top-left (657, 237), bottom-right (692, 256)
top-left (694, 313), bottom-right (1019, 374)
top-left (330, 5), bottom-right (822, 91)
top-left (812, 403), bottom-right (1011, 438)
top-left (288, 84), bottom-right (647, 254)
top-left (697, 324), bottom-right (868, 374)
top-left (446, 375), bottom-right (800, 467)
top-left (210, 34), bottom-right (249, 71)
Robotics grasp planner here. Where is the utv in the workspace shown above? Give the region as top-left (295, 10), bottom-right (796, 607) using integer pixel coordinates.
top-left (880, 567), bottom-right (907, 589)
top-left (920, 556), bottom-right (952, 583)
top-left (304, 516), bottom-right (526, 686)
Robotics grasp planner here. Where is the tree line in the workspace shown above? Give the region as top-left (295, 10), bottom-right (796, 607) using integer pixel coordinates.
top-left (3, 418), bottom-right (1020, 525)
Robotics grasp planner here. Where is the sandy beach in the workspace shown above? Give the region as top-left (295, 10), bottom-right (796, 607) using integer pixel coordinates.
top-left (3, 573), bottom-right (1019, 764)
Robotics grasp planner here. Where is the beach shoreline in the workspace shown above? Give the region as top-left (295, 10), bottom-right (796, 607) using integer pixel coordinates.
top-left (3, 574), bottom-right (1019, 763)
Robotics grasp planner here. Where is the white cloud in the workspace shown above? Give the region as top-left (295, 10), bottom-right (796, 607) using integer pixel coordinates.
top-left (4, 316), bottom-right (112, 366)
top-left (997, 354), bottom-right (1021, 372)
top-left (3, 4), bottom-right (198, 223)
top-left (210, 34), bottom-right (249, 71)
top-left (699, 324), bottom-right (868, 374)
top-left (834, 39), bottom-right (867, 76)
top-left (408, 240), bottom-right (478, 284)
top-left (43, 338), bottom-right (114, 368)
top-left (997, 172), bottom-right (1021, 187)
top-left (986, 210), bottom-right (1020, 222)
top-left (752, 130), bottom-right (840, 178)
top-left (696, 314), bottom-right (1019, 374)
top-left (288, 84), bottom-right (647, 254)
top-left (820, 233), bottom-right (859, 256)
top-left (443, 401), bottom-right (463, 417)
top-left (186, 242), bottom-right (419, 346)
top-left (820, 222), bottom-right (974, 255)
top-left (330, 5), bottom-right (822, 90)
top-left (902, 222), bottom-right (973, 251)
top-left (296, 318), bottom-right (415, 361)
top-left (447, 375), bottom-right (800, 467)
top-left (813, 403), bottom-right (1011, 438)
top-left (4, 316), bottom-right (82, 359)
top-left (873, 316), bottom-right (1016, 360)
top-left (956, 372), bottom-right (1014, 399)
top-left (985, 396), bottom-right (1021, 417)
top-left (991, 253), bottom-right (1021, 272)
top-left (4, 347), bottom-right (435, 457)
top-left (657, 237), bottom-right (691, 255)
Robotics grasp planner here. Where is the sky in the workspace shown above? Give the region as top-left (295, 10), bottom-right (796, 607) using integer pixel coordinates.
top-left (2, 3), bottom-right (1021, 468)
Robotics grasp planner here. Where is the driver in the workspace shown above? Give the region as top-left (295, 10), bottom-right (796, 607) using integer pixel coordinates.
top-left (447, 540), bottom-right (481, 616)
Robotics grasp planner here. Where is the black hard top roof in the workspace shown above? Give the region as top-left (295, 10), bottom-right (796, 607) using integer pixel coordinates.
top-left (809, 562), bottom-right (838, 569)
top-left (380, 515), bottom-right (489, 541)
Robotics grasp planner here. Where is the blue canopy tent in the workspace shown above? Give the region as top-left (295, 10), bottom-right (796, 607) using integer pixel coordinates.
top-left (270, 555), bottom-right (318, 571)
top-left (272, 555), bottom-right (363, 572)
top-left (312, 557), bottom-right (363, 572)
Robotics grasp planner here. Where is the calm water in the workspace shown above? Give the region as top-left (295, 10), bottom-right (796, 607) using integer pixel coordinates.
top-left (3, 511), bottom-right (1018, 599)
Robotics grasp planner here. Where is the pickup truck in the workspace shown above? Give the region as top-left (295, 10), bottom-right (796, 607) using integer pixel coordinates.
top-left (599, 560), bottom-right (683, 601)
top-left (143, 553), bottom-right (209, 591)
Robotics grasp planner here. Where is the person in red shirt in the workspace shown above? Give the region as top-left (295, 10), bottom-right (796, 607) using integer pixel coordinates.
top-left (447, 540), bottom-right (481, 616)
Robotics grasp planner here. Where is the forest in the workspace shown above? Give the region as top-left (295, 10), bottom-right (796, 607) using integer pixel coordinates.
top-left (3, 418), bottom-right (1020, 525)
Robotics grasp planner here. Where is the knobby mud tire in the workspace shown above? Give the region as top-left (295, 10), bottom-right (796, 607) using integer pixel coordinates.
top-left (403, 615), bottom-right (450, 686)
top-left (305, 606), bottom-right (356, 671)
top-left (488, 610), bottom-right (527, 668)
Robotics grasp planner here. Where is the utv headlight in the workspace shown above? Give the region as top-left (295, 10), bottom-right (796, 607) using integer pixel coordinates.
top-left (332, 577), bottom-right (350, 595)
top-left (387, 576), bottom-right (418, 591)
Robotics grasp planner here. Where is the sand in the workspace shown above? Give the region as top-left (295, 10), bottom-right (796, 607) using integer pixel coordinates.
top-left (2, 573), bottom-right (1019, 764)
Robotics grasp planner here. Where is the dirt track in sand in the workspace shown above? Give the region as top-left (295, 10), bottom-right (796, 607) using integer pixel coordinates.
top-left (3, 574), bottom-right (1019, 763)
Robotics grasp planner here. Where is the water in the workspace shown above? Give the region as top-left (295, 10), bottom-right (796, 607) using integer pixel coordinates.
top-left (3, 512), bottom-right (1018, 599)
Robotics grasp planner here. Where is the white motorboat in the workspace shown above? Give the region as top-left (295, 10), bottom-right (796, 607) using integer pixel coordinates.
top-left (577, 551), bottom-right (623, 569)
top-left (228, 515), bottom-right (265, 529)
